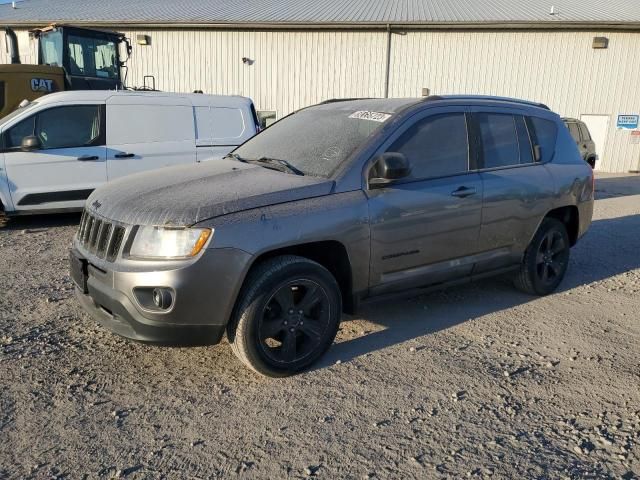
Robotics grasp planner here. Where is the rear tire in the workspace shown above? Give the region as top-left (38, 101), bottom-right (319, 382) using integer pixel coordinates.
top-left (514, 218), bottom-right (570, 296)
top-left (228, 255), bottom-right (342, 377)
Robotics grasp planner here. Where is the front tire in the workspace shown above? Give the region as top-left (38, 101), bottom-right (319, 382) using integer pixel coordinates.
top-left (228, 255), bottom-right (342, 377)
top-left (514, 218), bottom-right (570, 296)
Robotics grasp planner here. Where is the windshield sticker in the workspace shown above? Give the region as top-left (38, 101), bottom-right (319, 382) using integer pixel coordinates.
top-left (349, 111), bottom-right (392, 123)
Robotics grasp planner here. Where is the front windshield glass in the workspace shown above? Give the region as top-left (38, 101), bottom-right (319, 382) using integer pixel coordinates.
top-left (233, 106), bottom-right (392, 177)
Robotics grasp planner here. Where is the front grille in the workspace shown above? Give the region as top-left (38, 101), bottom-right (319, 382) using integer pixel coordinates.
top-left (77, 210), bottom-right (126, 262)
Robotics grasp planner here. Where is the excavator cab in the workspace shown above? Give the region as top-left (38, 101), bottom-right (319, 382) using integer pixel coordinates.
top-left (34, 25), bottom-right (130, 90)
top-left (0, 25), bottom-right (131, 118)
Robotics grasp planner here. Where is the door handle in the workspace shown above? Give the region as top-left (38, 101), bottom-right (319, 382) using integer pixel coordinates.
top-left (451, 186), bottom-right (477, 198)
top-left (77, 155), bottom-right (99, 161)
top-left (114, 152), bottom-right (135, 158)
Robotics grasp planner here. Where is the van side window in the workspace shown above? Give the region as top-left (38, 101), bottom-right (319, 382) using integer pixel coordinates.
top-left (387, 113), bottom-right (469, 180)
top-left (195, 107), bottom-right (246, 142)
top-left (476, 113), bottom-right (520, 168)
top-left (36, 105), bottom-right (102, 149)
top-left (5, 116), bottom-right (36, 149)
top-left (526, 117), bottom-right (558, 163)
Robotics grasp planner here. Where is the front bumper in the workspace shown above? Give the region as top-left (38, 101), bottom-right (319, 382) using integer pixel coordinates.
top-left (71, 245), bottom-right (253, 345)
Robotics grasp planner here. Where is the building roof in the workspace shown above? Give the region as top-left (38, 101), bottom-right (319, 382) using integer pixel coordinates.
top-left (1, 0), bottom-right (640, 28)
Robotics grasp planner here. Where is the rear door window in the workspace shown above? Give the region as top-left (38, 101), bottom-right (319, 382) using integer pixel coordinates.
top-left (476, 113), bottom-right (520, 168)
top-left (526, 117), bottom-right (558, 163)
top-left (386, 113), bottom-right (469, 180)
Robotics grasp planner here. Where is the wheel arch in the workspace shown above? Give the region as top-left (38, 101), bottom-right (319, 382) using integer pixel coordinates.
top-left (240, 240), bottom-right (355, 314)
top-left (543, 205), bottom-right (580, 246)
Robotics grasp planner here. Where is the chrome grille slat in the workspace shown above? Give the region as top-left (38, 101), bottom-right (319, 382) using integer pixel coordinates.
top-left (96, 223), bottom-right (112, 258)
top-left (77, 209), bottom-right (126, 263)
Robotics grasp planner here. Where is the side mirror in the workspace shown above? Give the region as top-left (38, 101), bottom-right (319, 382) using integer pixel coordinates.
top-left (369, 152), bottom-right (411, 187)
top-left (21, 135), bottom-right (42, 152)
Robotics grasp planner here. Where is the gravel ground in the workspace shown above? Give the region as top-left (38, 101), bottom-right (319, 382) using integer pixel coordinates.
top-left (0, 173), bottom-right (639, 480)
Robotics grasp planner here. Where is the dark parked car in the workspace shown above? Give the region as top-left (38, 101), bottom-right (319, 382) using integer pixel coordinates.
top-left (563, 117), bottom-right (597, 168)
top-left (70, 95), bottom-right (594, 377)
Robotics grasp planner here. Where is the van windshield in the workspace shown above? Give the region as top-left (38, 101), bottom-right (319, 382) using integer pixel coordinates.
top-left (233, 107), bottom-right (391, 177)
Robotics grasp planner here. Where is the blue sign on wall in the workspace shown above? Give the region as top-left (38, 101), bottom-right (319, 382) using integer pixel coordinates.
top-left (617, 114), bottom-right (639, 129)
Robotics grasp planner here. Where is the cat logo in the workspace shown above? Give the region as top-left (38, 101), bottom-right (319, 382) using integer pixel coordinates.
top-left (30, 78), bottom-right (55, 92)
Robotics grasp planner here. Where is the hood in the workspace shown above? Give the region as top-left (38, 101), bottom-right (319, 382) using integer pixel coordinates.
top-left (86, 159), bottom-right (334, 226)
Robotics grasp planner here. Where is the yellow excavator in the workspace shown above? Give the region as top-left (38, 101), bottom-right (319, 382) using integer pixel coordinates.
top-left (1, 24), bottom-right (131, 118)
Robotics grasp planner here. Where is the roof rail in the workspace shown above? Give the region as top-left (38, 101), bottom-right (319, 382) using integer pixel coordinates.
top-left (423, 95), bottom-right (550, 110)
top-left (319, 97), bottom-right (374, 105)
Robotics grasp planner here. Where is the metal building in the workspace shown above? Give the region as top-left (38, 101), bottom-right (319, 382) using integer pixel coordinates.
top-left (2, 0), bottom-right (640, 172)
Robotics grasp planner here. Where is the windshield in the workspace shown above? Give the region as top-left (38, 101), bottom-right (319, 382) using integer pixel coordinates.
top-left (233, 107), bottom-right (391, 177)
top-left (0, 101), bottom-right (39, 124)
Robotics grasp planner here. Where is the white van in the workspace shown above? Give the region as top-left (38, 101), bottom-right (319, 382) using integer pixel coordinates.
top-left (0, 91), bottom-right (259, 215)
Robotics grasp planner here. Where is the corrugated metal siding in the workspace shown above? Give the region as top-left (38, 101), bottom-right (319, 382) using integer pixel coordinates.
top-left (119, 29), bottom-right (388, 116)
top-left (1, 0), bottom-right (640, 24)
top-left (1, 28), bottom-right (639, 172)
top-left (388, 30), bottom-right (640, 172)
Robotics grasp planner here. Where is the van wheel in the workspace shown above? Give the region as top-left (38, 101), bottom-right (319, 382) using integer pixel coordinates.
top-left (514, 218), bottom-right (570, 296)
top-left (228, 255), bottom-right (342, 377)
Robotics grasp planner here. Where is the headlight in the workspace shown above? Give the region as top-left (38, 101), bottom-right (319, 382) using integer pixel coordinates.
top-left (129, 226), bottom-right (213, 259)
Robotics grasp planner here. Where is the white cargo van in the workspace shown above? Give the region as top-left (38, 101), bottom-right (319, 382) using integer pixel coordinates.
top-left (0, 91), bottom-right (259, 215)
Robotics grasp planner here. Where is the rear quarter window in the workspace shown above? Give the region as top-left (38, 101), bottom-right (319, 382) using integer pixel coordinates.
top-left (527, 117), bottom-right (558, 163)
top-left (195, 106), bottom-right (246, 142)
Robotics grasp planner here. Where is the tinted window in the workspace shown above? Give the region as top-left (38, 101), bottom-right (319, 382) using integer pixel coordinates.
top-left (527, 117), bottom-right (558, 163)
top-left (515, 116), bottom-right (534, 164)
top-left (5, 116), bottom-right (35, 149)
top-left (36, 106), bottom-right (102, 149)
top-left (567, 123), bottom-right (580, 142)
top-left (578, 123), bottom-right (591, 141)
top-left (477, 113), bottom-right (520, 168)
top-left (68, 34), bottom-right (118, 80)
top-left (386, 113), bottom-right (468, 179)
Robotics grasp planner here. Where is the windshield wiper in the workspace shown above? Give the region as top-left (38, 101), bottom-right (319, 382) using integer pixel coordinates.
top-left (224, 152), bottom-right (247, 162)
top-left (250, 157), bottom-right (305, 176)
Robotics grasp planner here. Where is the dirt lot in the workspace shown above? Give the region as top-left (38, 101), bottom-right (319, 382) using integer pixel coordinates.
top-left (0, 173), bottom-right (639, 480)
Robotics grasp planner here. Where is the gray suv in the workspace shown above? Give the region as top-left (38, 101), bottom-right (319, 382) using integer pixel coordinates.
top-left (70, 96), bottom-right (594, 377)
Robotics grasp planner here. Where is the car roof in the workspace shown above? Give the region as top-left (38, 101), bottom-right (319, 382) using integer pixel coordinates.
top-left (309, 95), bottom-right (553, 116)
top-left (32, 90), bottom-right (253, 107)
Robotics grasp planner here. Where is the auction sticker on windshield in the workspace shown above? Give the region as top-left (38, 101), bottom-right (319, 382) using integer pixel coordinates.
top-left (349, 111), bottom-right (392, 122)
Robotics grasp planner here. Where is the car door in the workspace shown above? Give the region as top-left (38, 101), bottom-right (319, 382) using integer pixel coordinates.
top-left (2, 104), bottom-right (107, 212)
top-left (106, 97), bottom-right (196, 180)
top-left (470, 109), bottom-right (555, 273)
top-left (367, 109), bottom-right (484, 295)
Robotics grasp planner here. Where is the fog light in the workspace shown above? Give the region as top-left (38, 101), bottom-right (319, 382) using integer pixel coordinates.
top-left (152, 288), bottom-right (173, 310)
